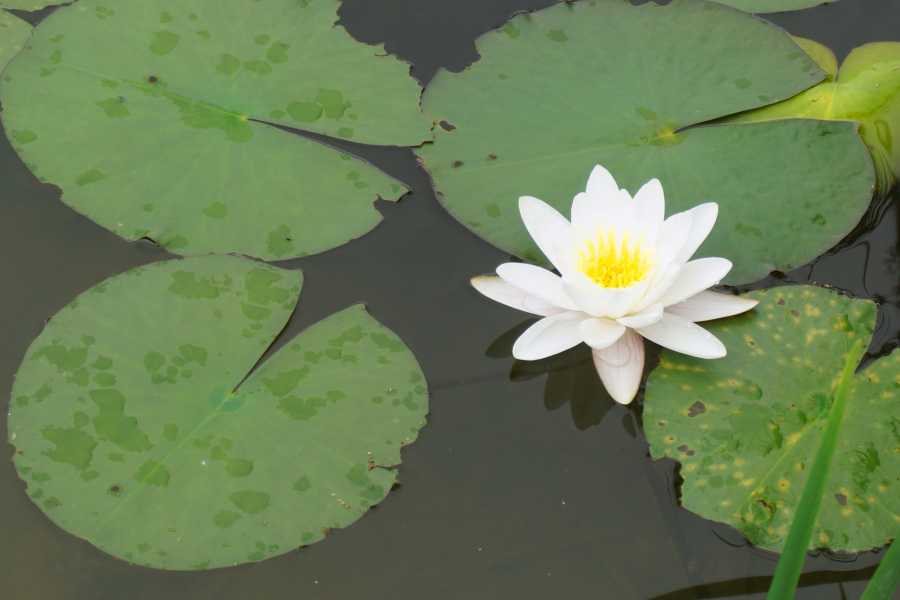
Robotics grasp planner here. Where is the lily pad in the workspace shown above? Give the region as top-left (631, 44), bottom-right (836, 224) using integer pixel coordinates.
top-left (712, 0), bottom-right (834, 13)
top-left (645, 286), bottom-right (900, 553)
top-left (0, 0), bottom-right (63, 10)
top-left (417, 0), bottom-right (875, 285)
top-left (0, 10), bottom-right (31, 69)
top-left (722, 38), bottom-right (900, 196)
top-left (7, 255), bottom-right (428, 569)
top-left (0, 0), bottom-right (432, 260)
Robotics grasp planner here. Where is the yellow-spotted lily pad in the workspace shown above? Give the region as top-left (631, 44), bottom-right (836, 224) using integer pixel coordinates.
top-left (645, 286), bottom-right (900, 553)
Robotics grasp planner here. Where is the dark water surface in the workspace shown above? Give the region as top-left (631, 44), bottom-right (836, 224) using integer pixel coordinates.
top-left (1, 0), bottom-right (899, 598)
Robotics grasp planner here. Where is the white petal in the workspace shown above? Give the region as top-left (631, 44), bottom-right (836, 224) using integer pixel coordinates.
top-left (658, 257), bottom-right (733, 307)
top-left (592, 329), bottom-right (645, 405)
top-left (675, 203), bottom-right (718, 264)
top-left (571, 192), bottom-right (603, 229)
top-left (580, 317), bottom-right (626, 350)
top-left (513, 311), bottom-right (589, 361)
top-left (496, 263), bottom-right (580, 312)
top-left (636, 312), bottom-right (726, 359)
top-left (631, 262), bottom-right (681, 313)
top-left (551, 237), bottom-right (580, 282)
top-left (601, 189), bottom-right (639, 231)
top-left (655, 210), bottom-right (693, 257)
top-left (633, 178), bottom-right (664, 226)
top-left (470, 275), bottom-right (568, 317)
top-left (664, 290), bottom-right (759, 322)
top-left (519, 196), bottom-right (571, 267)
top-left (617, 303), bottom-right (663, 328)
top-left (585, 165), bottom-right (619, 203)
top-left (563, 276), bottom-right (650, 319)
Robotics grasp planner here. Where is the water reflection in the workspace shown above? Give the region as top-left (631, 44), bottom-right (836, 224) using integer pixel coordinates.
top-left (645, 564), bottom-right (878, 600)
top-left (486, 319), bottom-right (666, 431)
top-left (486, 318), bottom-right (615, 429)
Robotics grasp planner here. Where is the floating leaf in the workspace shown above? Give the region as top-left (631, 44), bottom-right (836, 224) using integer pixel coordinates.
top-left (0, 0), bottom-right (64, 10)
top-left (711, 0), bottom-right (835, 13)
top-left (645, 286), bottom-right (900, 553)
top-left (417, 0), bottom-right (875, 285)
top-left (0, 0), bottom-right (431, 260)
top-left (723, 39), bottom-right (900, 196)
top-left (8, 255), bottom-right (428, 569)
top-left (0, 10), bottom-right (31, 70)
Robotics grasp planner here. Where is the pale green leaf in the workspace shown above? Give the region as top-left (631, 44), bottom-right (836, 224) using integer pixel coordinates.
top-left (0, 9), bottom-right (30, 71)
top-left (1, 0), bottom-right (432, 260)
top-left (712, 0), bottom-right (836, 13)
top-left (722, 39), bottom-right (900, 196)
top-left (8, 255), bottom-right (429, 569)
top-left (417, 0), bottom-right (875, 285)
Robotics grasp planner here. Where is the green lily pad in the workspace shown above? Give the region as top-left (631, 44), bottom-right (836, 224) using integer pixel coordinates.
top-left (417, 0), bottom-right (875, 285)
top-left (0, 10), bottom-right (31, 69)
top-left (8, 255), bottom-right (428, 569)
top-left (712, 0), bottom-right (835, 12)
top-left (645, 286), bottom-right (900, 553)
top-left (0, 0), bottom-right (432, 260)
top-left (0, 0), bottom-right (63, 10)
top-left (722, 38), bottom-right (900, 197)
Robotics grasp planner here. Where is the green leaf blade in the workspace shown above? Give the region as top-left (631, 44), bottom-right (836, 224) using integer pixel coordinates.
top-left (767, 339), bottom-right (863, 600)
top-left (861, 536), bottom-right (900, 600)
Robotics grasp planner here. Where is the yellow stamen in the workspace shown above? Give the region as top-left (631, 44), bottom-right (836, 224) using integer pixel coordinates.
top-left (576, 227), bottom-right (656, 288)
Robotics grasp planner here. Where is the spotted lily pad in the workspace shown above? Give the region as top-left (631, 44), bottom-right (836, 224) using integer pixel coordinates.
top-left (0, 0), bottom-right (432, 260)
top-left (8, 256), bottom-right (428, 569)
top-left (712, 0), bottom-right (835, 12)
top-left (0, 10), bottom-right (30, 69)
top-left (417, 0), bottom-right (875, 285)
top-left (723, 39), bottom-right (900, 196)
top-left (645, 286), bottom-right (900, 553)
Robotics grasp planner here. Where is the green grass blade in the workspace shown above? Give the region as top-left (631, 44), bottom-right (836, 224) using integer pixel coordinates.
top-left (861, 534), bottom-right (900, 600)
top-left (767, 339), bottom-right (864, 600)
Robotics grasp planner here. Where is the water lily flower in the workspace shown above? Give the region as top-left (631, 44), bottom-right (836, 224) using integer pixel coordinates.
top-left (472, 165), bottom-right (758, 405)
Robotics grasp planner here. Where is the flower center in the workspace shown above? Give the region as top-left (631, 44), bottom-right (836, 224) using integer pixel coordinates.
top-left (576, 228), bottom-right (656, 289)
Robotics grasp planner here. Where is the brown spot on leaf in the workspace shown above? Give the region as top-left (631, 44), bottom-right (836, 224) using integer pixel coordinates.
top-left (148, 75), bottom-right (159, 83)
top-left (438, 120), bottom-right (456, 132)
top-left (754, 498), bottom-right (775, 517)
top-left (677, 444), bottom-right (688, 452)
top-left (835, 493), bottom-right (848, 506)
top-left (777, 299), bottom-right (785, 305)
top-left (487, 154), bottom-right (497, 161)
top-left (791, 310), bottom-right (800, 317)
top-left (452, 160), bottom-right (463, 168)
top-left (687, 401), bottom-right (706, 417)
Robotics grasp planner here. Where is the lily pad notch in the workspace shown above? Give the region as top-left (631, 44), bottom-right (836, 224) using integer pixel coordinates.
top-left (8, 255), bottom-right (429, 569)
top-left (1, 0), bottom-right (433, 260)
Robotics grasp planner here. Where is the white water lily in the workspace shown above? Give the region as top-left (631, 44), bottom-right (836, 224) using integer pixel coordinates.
top-left (472, 165), bottom-right (758, 405)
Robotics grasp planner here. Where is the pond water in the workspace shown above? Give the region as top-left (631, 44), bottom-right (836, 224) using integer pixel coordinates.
top-left (1, 0), bottom-right (899, 598)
